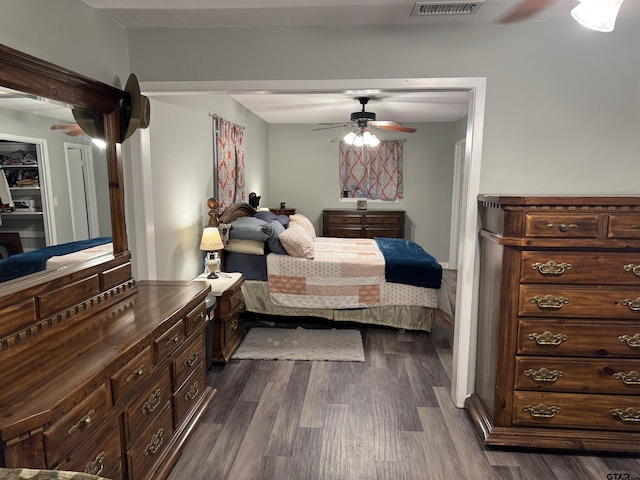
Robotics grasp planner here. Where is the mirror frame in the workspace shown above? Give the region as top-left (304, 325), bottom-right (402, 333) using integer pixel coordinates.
top-left (0, 42), bottom-right (128, 256)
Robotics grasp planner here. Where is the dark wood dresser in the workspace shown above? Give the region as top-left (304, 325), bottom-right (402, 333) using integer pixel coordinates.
top-left (322, 209), bottom-right (405, 238)
top-left (0, 267), bottom-right (216, 480)
top-left (468, 195), bottom-right (640, 453)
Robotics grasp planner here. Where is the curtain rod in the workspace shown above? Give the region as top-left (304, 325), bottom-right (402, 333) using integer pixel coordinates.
top-left (330, 138), bottom-right (406, 143)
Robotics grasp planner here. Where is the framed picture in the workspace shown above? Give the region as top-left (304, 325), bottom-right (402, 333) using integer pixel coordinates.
top-left (357, 199), bottom-right (367, 211)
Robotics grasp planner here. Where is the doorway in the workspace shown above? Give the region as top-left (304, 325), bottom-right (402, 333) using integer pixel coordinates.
top-left (65, 143), bottom-right (99, 241)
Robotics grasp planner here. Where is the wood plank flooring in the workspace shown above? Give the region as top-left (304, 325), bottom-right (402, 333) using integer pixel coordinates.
top-left (167, 323), bottom-right (640, 480)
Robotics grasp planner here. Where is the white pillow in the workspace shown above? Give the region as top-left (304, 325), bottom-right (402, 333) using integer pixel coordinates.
top-left (224, 238), bottom-right (265, 255)
top-left (289, 213), bottom-right (316, 238)
top-left (278, 224), bottom-right (315, 259)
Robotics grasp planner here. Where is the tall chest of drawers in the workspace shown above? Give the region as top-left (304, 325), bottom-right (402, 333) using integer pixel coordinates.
top-left (468, 195), bottom-right (640, 453)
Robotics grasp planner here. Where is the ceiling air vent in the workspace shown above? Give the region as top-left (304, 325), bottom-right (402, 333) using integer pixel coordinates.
top-left (411, 0), bottom-right (484, 16)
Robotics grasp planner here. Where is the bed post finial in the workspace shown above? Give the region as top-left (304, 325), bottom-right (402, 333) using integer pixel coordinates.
top-left (206, 198), bottom-right (219, 227)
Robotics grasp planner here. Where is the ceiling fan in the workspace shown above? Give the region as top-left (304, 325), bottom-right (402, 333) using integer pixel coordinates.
top-left (313, 96), bottom-right (417, 134)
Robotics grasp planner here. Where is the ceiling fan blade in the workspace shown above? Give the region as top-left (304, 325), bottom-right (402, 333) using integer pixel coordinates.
top-left (497, 0), bottom-right (556, 23)
top-left (369, 121), bottom-right (417, 133)
top-left (51, 124), bottom-right (85, 136)
top-left (312, 122), bottom-right (355, 131)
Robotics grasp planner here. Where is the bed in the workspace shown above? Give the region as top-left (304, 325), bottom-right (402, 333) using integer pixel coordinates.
top-left (219, 203), bottom-right (450, 332)
top-left (0, 237), bottom-right (113, 282)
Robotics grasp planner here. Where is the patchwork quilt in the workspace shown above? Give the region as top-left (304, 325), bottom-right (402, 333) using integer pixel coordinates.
top-left (267, 237), bottom-right (439, 309)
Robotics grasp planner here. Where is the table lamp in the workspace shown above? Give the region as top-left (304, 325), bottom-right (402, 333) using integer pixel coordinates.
top-left (200, 226), bottom-right (224, 278)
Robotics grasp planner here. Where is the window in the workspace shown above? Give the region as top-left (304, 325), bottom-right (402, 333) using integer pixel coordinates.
top-left (339, 140), bottom-right (403, 201)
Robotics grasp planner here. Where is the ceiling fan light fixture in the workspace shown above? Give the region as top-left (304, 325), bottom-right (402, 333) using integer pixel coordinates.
top-left (363, 130), bottom-right (380, 147)
top-left (343, 131), bottom-right (357, 145)
top-left (571, 0), bottom-right (625, 32)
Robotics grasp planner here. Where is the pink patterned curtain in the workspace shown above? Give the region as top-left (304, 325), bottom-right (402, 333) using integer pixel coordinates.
top-left (216, 117), bottom-right (246, 210)
top-left (339, 140), bottom-right (403, 200)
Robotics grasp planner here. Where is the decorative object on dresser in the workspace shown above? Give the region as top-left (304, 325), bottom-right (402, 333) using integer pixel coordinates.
top-left (200, 228), bottom-right (224, 279)
top-left (469, 195), bottom-right (640, 454)
top-left (198, 272), bottom-right (247, 364)
top-left (269, 206), bottom-right (296, 216)
top-left (322, 209), bottom-right (405, 239)
top-left (0, 43), bottom-right (215, 479)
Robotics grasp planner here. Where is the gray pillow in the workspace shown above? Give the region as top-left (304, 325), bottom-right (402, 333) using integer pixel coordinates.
top-left (262, 220), bottom-right (287, 254)
top-left (229, 216), bottom-right (269, 242)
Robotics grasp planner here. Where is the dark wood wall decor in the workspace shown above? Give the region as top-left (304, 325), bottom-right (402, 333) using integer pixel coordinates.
top-left (468, 195), bottom-right (640, 453)
top-left (0, 43), bottom-right (214, 479)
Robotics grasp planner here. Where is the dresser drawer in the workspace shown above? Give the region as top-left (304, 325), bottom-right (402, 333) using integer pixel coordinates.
top-left (154, 319), bottom-right (185, 362)
top-left (323, 226), bottom-right (362, 237)
top-left (184, 301), bottom-right (207, 336)
top-left (525, 214), bottom-right (599, 238)
top-left (364, 212), bottom-right (404, 226)
top-left (217, 286), bottom-right (243, 320)
top-left (125, 368), bottom-right (172, 443)
top-left (513, 391), bottom-right (640, 431)
top-left (127, 402), bottom-right (173, 480)
top-left (55, 416), bottom-right (122, 476)
top-left (514, 356), bottom-right (640, 395)
top-left (173, 363), bottom-right (206, 426)
top-left (44, 384), bottom-right (109, 466)
top-left (608, 214), bottom-right (640, 239)
top-left (518, 319), bottom-right (640, 357)
top-left (323, 213), bottom-right (363, 226)
top-left (518, 285), bottom-right (640, 318)
top-left (111, 347), bottom-right (154, 402)
top-left (521, 251), bottom-right (640, 285)
top-left (173, 333), bottom-right (205, 390)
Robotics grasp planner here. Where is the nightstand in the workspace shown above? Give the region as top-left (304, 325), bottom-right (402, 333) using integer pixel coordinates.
top-left (196, 272), bottom-right (246, 364)
top-left (269, 207), bottom-right (296, 216)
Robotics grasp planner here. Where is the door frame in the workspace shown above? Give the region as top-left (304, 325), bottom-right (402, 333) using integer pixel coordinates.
top-left (64, 142), bottom-right (100, 240)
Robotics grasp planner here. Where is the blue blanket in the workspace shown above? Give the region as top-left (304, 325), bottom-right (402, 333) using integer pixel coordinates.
top-left (375, 237), bottom-right (442, 289)
top-left (0, 237), bottom-right (112, 282)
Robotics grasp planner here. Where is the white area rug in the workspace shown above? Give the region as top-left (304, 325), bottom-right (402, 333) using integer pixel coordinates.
top-left (232, 326), bottom-right (365, 362)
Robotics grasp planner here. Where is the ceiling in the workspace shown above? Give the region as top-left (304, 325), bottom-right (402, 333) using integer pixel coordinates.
top-left (78, 1), bottom-right (639, 125)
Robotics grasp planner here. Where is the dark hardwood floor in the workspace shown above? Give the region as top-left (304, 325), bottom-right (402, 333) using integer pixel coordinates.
top-left (167, 326), bottom-right (640, 479)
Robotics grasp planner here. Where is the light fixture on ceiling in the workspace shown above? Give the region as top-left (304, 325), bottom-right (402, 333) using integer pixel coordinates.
top-left (343, 125), bottom-right (380, 147)
top-left (571, 0), bottom-right (625, 32)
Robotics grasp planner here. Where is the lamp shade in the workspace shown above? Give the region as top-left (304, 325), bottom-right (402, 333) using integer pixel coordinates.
top-left (571, 0), bottom-right (625, 32)
top-left (200, 227), bottom-right (224, 251)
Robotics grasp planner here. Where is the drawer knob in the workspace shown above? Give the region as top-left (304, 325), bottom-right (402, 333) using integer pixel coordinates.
top-left (613, 370), bottom-right (640, 386)
top-left (184, 351), bottom-right (199, 367)
top-left (126, 364), bottom-right (145, 382)
top-left (522, 403), bottom-right (561, 418)
top-left (531, 261), bottom-right (572, 276)
top-left (623, 264), bottom-right (640, 278)
top-left (528, 331), bottom-right (568, 346)
top-left (165, 335), bottom-right (180, 347)
top-left (230, 319), bottom-right (239, 330)
top-left (142, 389), bottom-right (162, 414)
top-left (84, 451), bottom-right (105, 476)
top-left (185, 381), bottom-right (199, 401)
top-left (546, 223), bottom-right (578, 232)
top-left (620, 298), bottom-right (640, 312)
top-left (610, 407), bottom-right (640, 423)
top-left (524, 367), bottom-right (563, 383)
top-left (618, 333), bottom-right (640, 347)
top-left (68, 409), bottom-right (95, 435)
top-left (144, 428), bottom-right (164, 456)
top-left (529, 295), bottom-right (568, 310)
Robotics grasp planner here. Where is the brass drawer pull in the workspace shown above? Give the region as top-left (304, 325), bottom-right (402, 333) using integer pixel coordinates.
top-left (610, 407), bottom-right (640, 423)
top-left (528, 331), bottom-right (568, 346)
top-left (126, 365), bottom-right (145, 382)
top-left (165, 335), bottom-right (180, 346)
top-left (194, 312), bottom-right (206, 324)
top-left (68, 409), bottom-right (95, 435)
top-left (529, 295), bottom-right (568, 310)
top-left (141, 389), bottom-right (162, 414)
top-left (618, 333), bottom-right (640, 347)
top-left (184, 351), bottom-right (199, 367)
top-left (620, 298), bottom-right (640, 312)
top-left (523, 403), bottom-right (561, 418)
top-left (230, 319), bottom-right (239, 330)
top-left (84, 451), bottom-right (105, 476)
top-left (531, 261), bottom-right (572, 276)
top-left (623, 264), bottom-right (640, 277)
top-left (185, 381), bottom-right (199, 401)
top-left (613, 370), bottom-right (640, 386)
top-left (144, 428), bottom-right (164, 455)
top-left (524, 368), bottom-right (563, 382)
top-left (546, 223), bottom-right (578, 232)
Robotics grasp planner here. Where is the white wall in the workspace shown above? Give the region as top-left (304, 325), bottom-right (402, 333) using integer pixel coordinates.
top-left (268, 122), bottom-right (456, 262)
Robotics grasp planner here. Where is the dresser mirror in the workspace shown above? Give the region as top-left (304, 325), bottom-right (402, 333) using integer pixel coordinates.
top-left (0, 43), bottom-right (128, 288)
